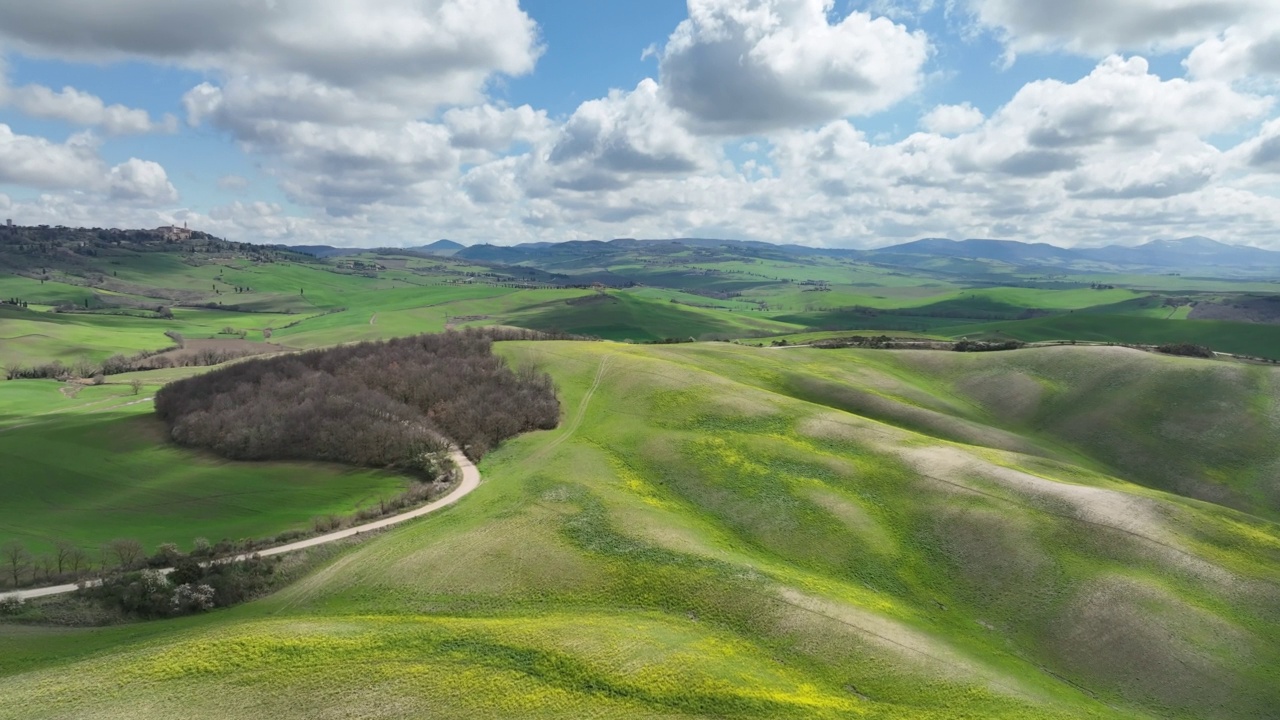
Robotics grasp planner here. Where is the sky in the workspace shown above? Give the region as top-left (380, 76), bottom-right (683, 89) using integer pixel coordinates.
top-left (1, 0), bottom-right (1279, 249)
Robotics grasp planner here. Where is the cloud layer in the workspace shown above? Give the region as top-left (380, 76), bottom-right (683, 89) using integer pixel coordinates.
top-left (0, 0), bottom-right (1277, 248)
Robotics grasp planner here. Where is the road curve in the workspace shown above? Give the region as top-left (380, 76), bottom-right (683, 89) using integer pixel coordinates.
top-left (1, 448), bottom-right (480, 602)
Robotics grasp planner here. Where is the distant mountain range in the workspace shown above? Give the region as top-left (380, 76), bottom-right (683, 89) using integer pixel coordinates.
top-left (874, 236), bottom-right (1280, 269)
top-left (286, 239), bottom-right (465, 258)
top-left (283, 235), bottom-right (1280, 274)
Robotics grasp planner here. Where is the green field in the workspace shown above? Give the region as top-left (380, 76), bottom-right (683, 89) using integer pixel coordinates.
top-left (4, 235), bottom-right (1280, 718)
top-left (3, 342), bottom-right (1279, 719)
top-left (504, 292), bottom-right (801, 341)
top-left (0, 379), bottom-right (410, 556)
top-left (948, 314), bottom-right (1280, 358)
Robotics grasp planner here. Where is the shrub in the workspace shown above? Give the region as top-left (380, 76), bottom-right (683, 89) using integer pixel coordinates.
top-left (953, 339), bottom-right (1026, 352)
top-left (171, 583), bottom-right (216, 613)
top-left (0, 595), bottom-right (24, 615)
top-left (1156, 343), bottom-right (1215, 358)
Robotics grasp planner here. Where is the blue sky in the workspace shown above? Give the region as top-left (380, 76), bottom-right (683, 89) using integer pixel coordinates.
top-left (1, 0), bottom-right (1278, 248)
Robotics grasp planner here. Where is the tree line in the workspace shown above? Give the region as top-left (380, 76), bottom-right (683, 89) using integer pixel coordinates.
top-left (155, 328), bottom-right (562, 474)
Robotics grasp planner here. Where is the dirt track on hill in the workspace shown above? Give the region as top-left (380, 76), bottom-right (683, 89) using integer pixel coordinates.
top-left (1, 447), bottom-right (481, 602)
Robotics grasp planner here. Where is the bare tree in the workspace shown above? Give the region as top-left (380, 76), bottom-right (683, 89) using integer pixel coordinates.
top-left (109, 538), bottom-right (144, 570)
top-left (37, 555), bottom-right (55, 581)
top-left (67, 546), bottom-right (89, 578)
top-left (2, 541), bottom-right (30, 586)
top-left (55, 539), bottom-right (76, 574)
top-left (129, 378), bottom-right (143, 395)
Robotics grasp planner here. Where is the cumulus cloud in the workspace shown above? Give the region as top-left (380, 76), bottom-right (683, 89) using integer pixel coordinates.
top-left (1236, 118), bottom-right (1280, 171)
top-left (0, 0), bottom-right (541, 110)
top-left (658, 0), bottom-right (930, 133)
top-left (1185, 24), bottom-right (1280, 80)
top-left (255, 121), bottom-right (459, 214)
top-left (108, 158), bottom-right (178, 203)
top-left (920, 103), bottom-right (984, 134)
top-left (444, 104), bottom-right (554, 151)
top-left (0, 81), bottom-right (176, 135)
top-left (1, 1), bottom-right (1278, 249)
top-left (0, 0), bottom-right (543, 215)
top-left (0, 124), bottom-right (177, 204)
top-left (0, 125), bottom-right (105, 189)
top-left (542, 79), bottom-right (715, 191)
top-left (990, 56), bottom-right (1269, 150)
top-left (963, 0), bottom-right (1267, 55)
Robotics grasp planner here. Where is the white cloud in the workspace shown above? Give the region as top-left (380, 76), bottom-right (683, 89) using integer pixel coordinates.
top-left (108, 158), bottom-right (178, 203)
top-left (0, 2), bottom-right (1278, 249)
top-left (444, 104), bottom-right (554, 151)
top-left (1, 0), bottom-right (543, 215)
top-left (920, 102), bottom-right (984, 134)
top-left (0, 124), bottom-right (177, 205)
top-left (0, 81), bottom-right (176, 135)
top-left (1234, 118), bottom-right (1280, 172)
top-left (1185, 23), bottom-right (1280, 81)
top-left (0, 125), bottom-right (105, 189)
top-left (659, 0), bottom-right (930, 133)
top-left (541, 79), bottom-right (716, 192)
top-left (988, 56), bottom-right (1269, 150)
top-left (260, 121), bottom-right (459, 215)
top-left (0, 0), bottom-right (541, 110)
top-left (963, 0), bottom-right (1269, 56)
top-left (0, 62), bottom-right (173, 135)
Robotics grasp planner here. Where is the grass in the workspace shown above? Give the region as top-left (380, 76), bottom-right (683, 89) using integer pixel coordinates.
top-left (503, 291), bottom-right (802, 341)
top-left (0, 378), bottom-right (410, 556)
top-left (3, 342), bottom-right (1278, 719)
top-left (946, 313), bottom-right (1280, 359)
top-left (4, 245), bottom-right (1280, 718)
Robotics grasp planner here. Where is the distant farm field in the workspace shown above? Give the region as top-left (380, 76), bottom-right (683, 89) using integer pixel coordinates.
top-left (947, 314), bottom-right (1280, 359)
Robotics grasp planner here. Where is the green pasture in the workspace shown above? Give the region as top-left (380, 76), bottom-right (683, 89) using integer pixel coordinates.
top-left (503, 291), bottom-right (802, 341)
top-left (3, 342), bottom-right (1278, 719)
top-left (947, 314), bottom-right (1280, 359)
top-left (0, 379), bottom-right (409, 556)
top-left (0, 304), bottom-right (297, 366)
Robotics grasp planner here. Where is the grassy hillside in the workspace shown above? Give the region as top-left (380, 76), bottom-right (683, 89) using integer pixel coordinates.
top-left (4, 342), bottom-right (1278, 719)
top-left (503, 291), bottom-right (801, 341)
top-left (0, 378), bottom-right (410, 556)
top-left (946, 314), bottom-right (1280, 359)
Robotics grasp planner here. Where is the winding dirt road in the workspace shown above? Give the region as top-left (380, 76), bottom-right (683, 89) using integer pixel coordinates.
top-left (1, 447), bottom-right (481, 602)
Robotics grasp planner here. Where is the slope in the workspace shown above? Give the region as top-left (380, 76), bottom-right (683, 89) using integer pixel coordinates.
top-left (3, 342), bottom-right (1279, 719)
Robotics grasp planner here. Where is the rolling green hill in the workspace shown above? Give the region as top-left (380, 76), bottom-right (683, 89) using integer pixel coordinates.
top-left (3, 342), bottom-right (1278, 719)
top-left (947, 314), bottom-right (1280, 359)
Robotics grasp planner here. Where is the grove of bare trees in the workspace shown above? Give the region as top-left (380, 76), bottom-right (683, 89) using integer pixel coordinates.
top-left (154, 329), bottom-right (561, 475)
